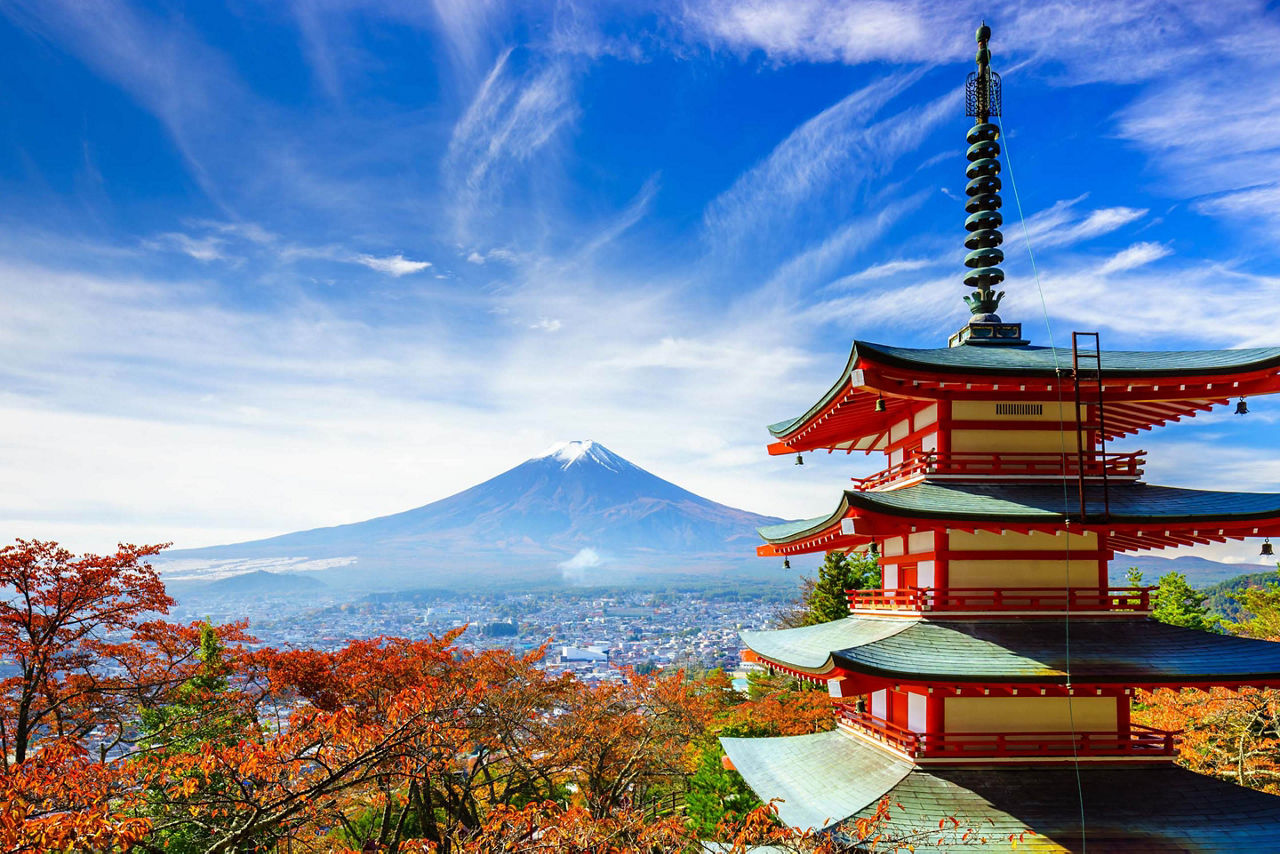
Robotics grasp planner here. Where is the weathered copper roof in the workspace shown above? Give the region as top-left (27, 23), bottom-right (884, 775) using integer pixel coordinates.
top-left (758, 482), bottom-right (1280, 544)
top-left (767, 340), bottom-right (1280, 440)
top-left (720, 730), bottom-right (912, 832)
top-left (858, 341), bottom-right (1280, 376)
top-left (724, 730), bottom-right (1280, 849)
top-left (742, 617), bottom-right (1280, 683)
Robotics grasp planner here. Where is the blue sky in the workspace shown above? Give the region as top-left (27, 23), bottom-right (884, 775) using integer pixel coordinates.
top-left (3, 0), bottom-right (1280, 566)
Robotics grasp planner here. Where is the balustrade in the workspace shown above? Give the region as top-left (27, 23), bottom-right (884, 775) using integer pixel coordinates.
top-left (847, 586), bottom-right (1154, 614)
top-left (836, 706), bottom-right (1176, 759)
top-left (852, 450), bottom-right (1145, 491)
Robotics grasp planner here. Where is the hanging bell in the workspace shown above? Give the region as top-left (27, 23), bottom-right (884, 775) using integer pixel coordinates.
top-left (1236, 397), bottom-right (1249, 415)
top-left (783, 557), bottom-right (791, 569)
top-left (1262, 538), bottom-right (1274, 558)
top-left (794, 454), bottom-right (804, 466)
top-left (874, 396), bottom-right (887, 413)
top-left (868, 540), bottom-right (879, 557)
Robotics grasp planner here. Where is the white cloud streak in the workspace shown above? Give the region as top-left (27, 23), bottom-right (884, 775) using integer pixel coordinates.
top-left (354, 253), bottom-right (433, 276)
top-left (702, 69), bottom-right (935, 250)
top-left (1018, 197), bottom-right (1147, 252)
top-left (1097, 241), bottom-right (1171, 275)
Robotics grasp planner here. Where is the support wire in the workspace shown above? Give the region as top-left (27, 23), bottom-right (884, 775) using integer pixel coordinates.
top-left (995, 113), bottom-right (1088, 851)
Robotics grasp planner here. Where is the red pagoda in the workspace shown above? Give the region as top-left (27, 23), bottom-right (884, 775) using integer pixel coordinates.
top-left (722, 24), bottom-right (1280, 851)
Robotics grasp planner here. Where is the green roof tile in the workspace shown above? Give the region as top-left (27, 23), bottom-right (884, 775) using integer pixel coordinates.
top-left (858, 341), bottom-right (1280, 375)
top-left (740, 615), bottom-right (911, 671)
top-left (727, 731), bottom-right (1280, 849)
top-left (758, 482), bottom-right (1280, 543)
top-left (841, 764), bottom-right (1280, 851)
top-left (719, 731), bottom-right (912, 831)
top-left (768, 340), bottom-right (1280, 439)
top-left (744, 617), bottom-right (1280, 682)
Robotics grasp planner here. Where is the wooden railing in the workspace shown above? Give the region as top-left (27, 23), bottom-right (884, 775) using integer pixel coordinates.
top-left (847, 586), bottom-right (1155, 614)
top-left (852, 450), bottom-right (1145, 491)
top-left (837, 707), bottom-right (1176, 759)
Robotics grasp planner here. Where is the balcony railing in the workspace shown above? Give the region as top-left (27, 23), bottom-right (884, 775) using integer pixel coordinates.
top-left (846, 586), bottom-right (1155, 614)
top-left (852, 450), bottom-right (1145, 491)
top-left (836, 707), bottom-right (1176, 760)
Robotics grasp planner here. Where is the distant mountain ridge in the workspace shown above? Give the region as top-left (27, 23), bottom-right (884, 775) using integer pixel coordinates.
top-left (158, 441), bottom-right (784, 593)
top-left (1108, 553), bottom-right (1276, 588)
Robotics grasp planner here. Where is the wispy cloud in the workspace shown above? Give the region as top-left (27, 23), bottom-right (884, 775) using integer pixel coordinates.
top-left (822, 258), bottom-right (937, 291)
top-left (1017, 197), bottom-right (1147, 252)
top-left (681, 0), bottom-right (962, 66)
top-left (702, 70), bottom-right (935, 251)
top-left (444, 49), bottom-right (578, 236)
top-left (144, 232), bottom-right (232, 263)
top-left (354, 253), bottom-right (433, 277)
top-left (1097, 241), bottom-right (1171, 275)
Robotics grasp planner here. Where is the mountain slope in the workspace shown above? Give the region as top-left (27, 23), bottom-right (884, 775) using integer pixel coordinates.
top-left (158, 441), bottom-right (783, 591)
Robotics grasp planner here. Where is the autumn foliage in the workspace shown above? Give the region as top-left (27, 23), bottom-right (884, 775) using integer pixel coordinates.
top-left (0, 539), bottom-right (1026, 852)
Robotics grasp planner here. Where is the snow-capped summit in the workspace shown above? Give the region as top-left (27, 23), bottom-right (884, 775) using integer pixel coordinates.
top-left (538, 440), bottom-right (632, 473)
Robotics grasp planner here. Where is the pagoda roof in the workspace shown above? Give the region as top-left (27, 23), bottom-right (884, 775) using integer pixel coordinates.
top-left (741, 616), bottom-right (1280, 685)
top-left (767, 340), bottom-right (1280, 452)
top-left (856, 341), bottom-right (1280, 378)
top-left (720, 731), bottom-right (913, 832)
top-left (758, 482), bottom-right (1280, 553)
top-left (723, 730), bottom-right (1280, 848)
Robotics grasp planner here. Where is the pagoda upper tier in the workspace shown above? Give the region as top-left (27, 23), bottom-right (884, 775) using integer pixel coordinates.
top-left (768, 340), bottom-right (1280, 453)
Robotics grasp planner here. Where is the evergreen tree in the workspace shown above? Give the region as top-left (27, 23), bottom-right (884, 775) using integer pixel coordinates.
top-left (802, 550), bottom-right (881, 626)
top-left (1227, 567), bottom-right (1280, 639)
top-left (136, 623), bottom-right (258, 853)
top-left (684, 738), bottom-right (760, 838)
top-left (1152, 570), bottom-right (1216, 631)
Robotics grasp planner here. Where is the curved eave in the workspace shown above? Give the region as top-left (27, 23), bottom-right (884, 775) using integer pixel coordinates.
top-left (757, 494), bottom-right (854, 549)
top-left (767, 340), bottom-right (1280, 452)
top-left (767, 343), bottom-right (862, 440)
top-left (742, 616), bottom-right (1280, 685)
top-left (740, 616), bottom-right (913, 673)
top-left (720, 731), bottom-right (913, 832)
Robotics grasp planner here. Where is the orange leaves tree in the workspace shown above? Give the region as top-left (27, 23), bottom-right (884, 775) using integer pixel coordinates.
top-left (0, 539), bottom-right (251, 851)
top-left (1135, 571), bottom-right (1280, 795)
top-left (1138, 686), bottom-right (1280, 793)
top-left (0, 539), bottom-right (174, 765)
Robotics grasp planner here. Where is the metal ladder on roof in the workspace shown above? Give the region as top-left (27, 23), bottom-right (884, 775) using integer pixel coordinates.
top-left (1072, 332), bottom-right (1110, 522)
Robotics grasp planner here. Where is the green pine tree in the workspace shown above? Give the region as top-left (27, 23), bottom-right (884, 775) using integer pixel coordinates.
top-left (802, 550), bottom-right (881, 626)
top-left (136, 623), bottom-right (260, 853)
top-left (1151, 570), bottom-right (1216, 631)
top-left (684, 737), bottom-right (761, 838)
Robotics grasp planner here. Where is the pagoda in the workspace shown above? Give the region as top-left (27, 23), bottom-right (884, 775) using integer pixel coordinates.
top-left (722, 24), bottom-right (1280, 851)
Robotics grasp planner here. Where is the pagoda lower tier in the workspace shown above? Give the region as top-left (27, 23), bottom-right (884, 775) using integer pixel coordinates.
top-left (739, 616), bottom-right (1280, 688)
top-left (738, 615), bottom-right (1280, 767)
top-left (721, 729), bottom-right (1280, 851)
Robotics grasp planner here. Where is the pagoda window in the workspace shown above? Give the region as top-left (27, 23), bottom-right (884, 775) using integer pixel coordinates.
top-left (944, 696), bottom-right (1118, 735)
top-left (945, 529), bottom-right (1104, 589)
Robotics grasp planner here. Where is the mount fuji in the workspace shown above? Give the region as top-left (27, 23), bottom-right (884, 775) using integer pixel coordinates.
top-left (157, 441), bottom-right (784, 593)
